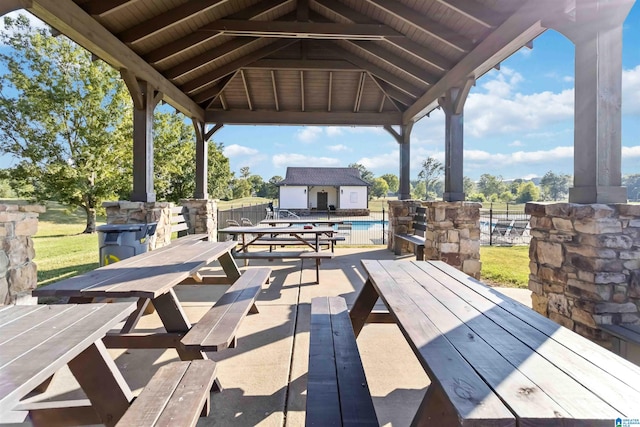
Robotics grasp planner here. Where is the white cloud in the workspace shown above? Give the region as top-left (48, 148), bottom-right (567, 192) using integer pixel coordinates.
top-left (223, 144), bottom-right (258, 156)
top-left (563, 76), bottom-right (574, 83)
top-left (358, 150), bottom-right (399, 170)
top-left (326, 127), bottom-right (343, 137)
top-left (509, 140), bottom-right (525, 147)
top-left (295, 126), bottom-right (323, 143)
top-left (622, 65), bottom-right (640, 115)
top-left (272, 153), bottom-right (340, 168)
top-left (465, 146), bottom-right (574, 166)
top-left (327, 144), bottom-right (349, 152)
top-left (622, 145), bottom-right (640, 158)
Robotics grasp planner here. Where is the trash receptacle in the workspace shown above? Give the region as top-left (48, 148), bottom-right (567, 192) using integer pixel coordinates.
top-left (97, 223), bottom-right (157, 266)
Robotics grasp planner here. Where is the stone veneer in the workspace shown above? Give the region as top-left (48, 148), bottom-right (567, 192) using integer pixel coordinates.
top-left (388, 200), bottom-right (481, 279)
top-left (526, 202), bottom-right (640, 347)
top-left (0, 204), bottom-right (45, 304)
top-left (103, 199), bottom-right (218, 249)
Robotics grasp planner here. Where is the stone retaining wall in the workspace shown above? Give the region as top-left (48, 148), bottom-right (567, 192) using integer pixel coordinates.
top-left (0, 204), bottom-right (45, 304)
top-left (180, 199), bottom-right (218, 242)
top-left (387, 200), bottom-right (481, 278)
top-left (526, 202), bottom-right (640, 347)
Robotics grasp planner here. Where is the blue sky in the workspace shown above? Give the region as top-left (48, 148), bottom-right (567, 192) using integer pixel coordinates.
top-left (2, 6), bottom-right (640, 181)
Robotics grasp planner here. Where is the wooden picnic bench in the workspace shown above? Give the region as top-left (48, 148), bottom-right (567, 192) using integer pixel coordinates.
top-left (250, 235), bottom-right (346, 252)
top-left (600, 323), bottom-right (640, 365)
top-left (394, 206), bottom-right (427, 258)
top-left (350, 259), bottom-right (640, 426)
top-left (233, 251), bottom-right (332, 284)
top-left (306, 296), bottom-right (378, 427)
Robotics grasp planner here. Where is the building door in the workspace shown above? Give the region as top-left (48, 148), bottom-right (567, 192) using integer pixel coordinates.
top-left (317, 192), bottom-right (328, 210)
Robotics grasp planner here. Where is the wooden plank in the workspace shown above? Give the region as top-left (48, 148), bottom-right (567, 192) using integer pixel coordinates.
top-left (233, 251), bottom-right (333, 259)
top-left (203, 109), bottom-right (403, 126)
top-left (601, 324), bottom-right (640, 343)
top-left (385, 261), bottom-right (602, 423)
top-left (103, 332), bottom-right (184, 349)
top-left (328, 297), bottom-right (378, 426)
top-left (361, 260), bottom-right (515, 425)
top-left (418, 261), bottom-right (640, 417)
top-left (307, 296), bottom-right (342, 426)
top-left (0, 305), bottom-right (53, 339)
top-left (19, 399), bottom-right (101, 427)
top-left (349, 278), bottom-right (381, 337)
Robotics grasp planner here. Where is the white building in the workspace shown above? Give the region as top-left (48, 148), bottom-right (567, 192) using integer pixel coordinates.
top-left (277, 167), bottom-right (370, 214)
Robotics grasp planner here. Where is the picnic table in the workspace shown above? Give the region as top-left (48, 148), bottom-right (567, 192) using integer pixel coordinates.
top-left (0, 303), bottom-right (136, 426)
top-left (259, 218), bottom-right (344, 227)
top-left (32, 236), bottom-right (254, 360)
top-left (350, 259), bottom-right (640, 426)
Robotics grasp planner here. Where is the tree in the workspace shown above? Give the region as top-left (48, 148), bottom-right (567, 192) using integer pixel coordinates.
top-left (515, 181), bottom-right (540, 203)
top-left (371, 177), bottom-right (389, 198)
top-left (264, 175), bottom-right (282, 199)
top-left (0, 16), bottom-right (132, 233)
top-left (348, 162), bottom-right (374, 183)
top-left (477, 174), bottom-right (506, 199)
top-left (239, 166), bottom-right (251, 179)
top-left (623, 174), bottom-right (640, 201)
top-left (380, 173), bottom-right (399, 194)
top-left (539, 171), bottom-right (571, 200)
top-left (412, 181), bottom-right (426, 199)
top-left (231, 178), bottom-right (252, 199)
top-left (248, 174), bottom-right (264, 196)
top-left (417, 157), bottom-right (444, 199)
top-left (463, 176), bottom-right (475, 196)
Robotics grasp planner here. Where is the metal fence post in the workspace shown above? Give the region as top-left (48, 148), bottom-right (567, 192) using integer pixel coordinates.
top-left (382, 208), bottom-right (386, 245)
top-left (489, 203), bottom-right (493, 246)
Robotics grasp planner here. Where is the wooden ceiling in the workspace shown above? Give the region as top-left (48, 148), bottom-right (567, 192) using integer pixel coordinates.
top-left (23, 0), bottom-right (568, 126)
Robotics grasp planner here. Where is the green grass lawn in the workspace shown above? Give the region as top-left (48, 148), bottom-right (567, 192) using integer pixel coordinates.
top-left (27, 198), bottom-right (531, 289)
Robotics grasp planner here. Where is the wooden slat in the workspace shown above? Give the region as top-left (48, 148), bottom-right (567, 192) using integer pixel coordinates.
top-left (361, 260), bottom-right (515, 425)
top-left (601, 324), bottom-right (640, 342)
top-left (233, 251), bottom-right (333, 259)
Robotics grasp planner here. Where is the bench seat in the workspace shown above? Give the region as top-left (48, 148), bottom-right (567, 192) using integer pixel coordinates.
top-left (394, 207), bottom-right (427, 259)
top-left (306, 296), bottom-right (378, 426)
top-left (233, 251), bottom-right (333, 283)
top-left (250, 236), bottom-right (345, 252)
top-left (600, 323), bottom-right (640, 365)
top-left (116, 360), bottom-right (216, 427)
top-left (181, 267), bottom-right (271, 353)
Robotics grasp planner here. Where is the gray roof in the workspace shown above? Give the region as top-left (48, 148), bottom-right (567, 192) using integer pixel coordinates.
top-left (277, 168), bottom-right (370, 187)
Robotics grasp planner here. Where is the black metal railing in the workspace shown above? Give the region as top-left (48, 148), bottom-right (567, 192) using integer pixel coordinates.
top-left (480, 205), bottom-right (531, 246)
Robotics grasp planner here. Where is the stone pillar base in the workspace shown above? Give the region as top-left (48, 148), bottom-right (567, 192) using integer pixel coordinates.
top-left (180, 199), bottom-right (218, 242)
top-left (103, 201), bottom-right (172, 249)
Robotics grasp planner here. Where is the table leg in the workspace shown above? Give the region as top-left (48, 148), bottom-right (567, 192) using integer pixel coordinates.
top-left (153, 289), bottom-right (206, 360)
top-left (349, 278), bottom-right (380, 337)
top-left (67, 340), bottom-right (133, 427)
top-left (218, 251), bottom-right (241, 282)
top-left (410, 385), bottom-right (459, 427)
top-left (120, 298), bottom-right (150, 333)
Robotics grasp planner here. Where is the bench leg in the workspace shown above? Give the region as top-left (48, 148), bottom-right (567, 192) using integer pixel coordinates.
top-left (394, 238), bottom-right (402, 256)
top-left (416, 245), bottom-right (425, 261)
top-left (411, 386), bottom-right (459, 427)
top-left (153, 290), bottom-right (205, 361)
top-left (249, 303), bottom-right (259, 314)
top-left (350, 278), bottom-right (380, 338)
top-left (316, 259), bottom-right (320, 284)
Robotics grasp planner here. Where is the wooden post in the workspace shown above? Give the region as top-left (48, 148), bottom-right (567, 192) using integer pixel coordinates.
top-left (193, 122), bottom-right (224, 199)
top-left (548, 0), bottom-right (634, 203)
top-left (385, 123), bottom-right (413, 200)
top-left (439, 79), bottom-right (473, 202)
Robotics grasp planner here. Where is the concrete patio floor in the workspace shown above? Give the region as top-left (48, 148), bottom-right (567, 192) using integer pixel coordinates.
top-left (27, 247), bottom-right (532, 427)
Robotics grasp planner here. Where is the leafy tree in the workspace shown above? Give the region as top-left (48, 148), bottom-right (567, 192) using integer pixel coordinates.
top-left (371, 177), bottom-right (389, 198)
top-left (477, 174), bottom-right (507, 199)
top-left (499, 191), bottom-right (514, 202)
top-left (623, 174), bottom-right (640, 201)
top-left (463, 176), bottom-right (475, 196)
top-left (412, 181), bottom-right (426, 199)
top-left (239, 166), bottom-right (251, 179)
top-left (380, 173), bottom-right (399, 194)
top-left (515, 181), bottom-right (540, 203)
top-left (0, 15), bottom-right (131, 233)
top-left (348, 162), bottom-right (374, 183)
top-left (539, 171), bottom-right (571, 201)
top-left (509, 179), bottom-right (524, 196)
top-left (248, 174), bottom-right (264, 196)
top-left (467, 193), bottom-right (486, 202)
top-left (417, 157), bottom-right (444, 199)
top-left (231, 178), bottom-right (251, 199)
top-left (264, 175), bottom-right (282, 199)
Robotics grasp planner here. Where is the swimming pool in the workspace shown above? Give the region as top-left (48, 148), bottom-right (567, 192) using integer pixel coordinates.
top-left (338, 220), bottom-right (388, 231)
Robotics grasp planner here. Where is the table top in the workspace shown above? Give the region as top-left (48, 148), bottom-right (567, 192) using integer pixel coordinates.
top-left (218, 226), bottom-right (336, 234)
top-left (33, 237), bottom-right (237, 299)
top-left (361, 259), bottom-right (640, 424)
top-left (0, 302), bottom-right (136, 414)
top-left (259, 219), bottom-right (344, 226)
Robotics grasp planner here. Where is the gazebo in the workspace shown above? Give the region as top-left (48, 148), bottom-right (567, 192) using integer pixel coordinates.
top-left (2, 0), bottom-right (637, 347)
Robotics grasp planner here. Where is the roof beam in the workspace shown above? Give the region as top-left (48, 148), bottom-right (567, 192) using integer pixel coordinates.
top-left (196, 72), bottom-right (237, 105)
top-left (365, 0), bottom-right (475, 52)
top-left (330, 44), bottom-right (424, 97)
top-left (180, 39), bottom-right (297, 94)
top-left (314, 0), bottom-right (454, 72)
top-left (403, 2), bottom-right (556, 123)
top-left (165, 37), bottom-right (258, 80)
top-left (143, 0), bottom-right (287, 64)
top-left (240, 70), bottom-right (253, 110)
top-left (245, 59), bottom-right (361, 71)
top-left (202, 19), bottom-right (403, 40)
top-left (118, 0), bottom-right (230, 44)
top-left (437, 0), bottom-right (506, 28)
top-left (80, 0), bottom-right (133, 16)
top-left (205, 110), bottom-right (402, 126)
top-left (346, 40), bottom-right (438, 85)
top-left (28, 0), bottom-right (204, 121)
top-left (271, 70), bottom-right (280, 111)
top-left (370, 76), bottom-right (414, 107)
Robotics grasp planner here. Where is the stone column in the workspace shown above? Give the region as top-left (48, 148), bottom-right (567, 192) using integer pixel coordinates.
top-left (526, 202), bottom-right (640, 348)
top-left (180, 199), bottom-right (218, 242)
top-left (103, 201), bottom-right (171, 249)
top-left (423, 201), bottom-right (482, 279)
top-left (0, 204), bottom-right (45, 304)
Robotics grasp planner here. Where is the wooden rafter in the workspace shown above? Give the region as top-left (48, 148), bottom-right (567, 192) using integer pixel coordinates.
top-left (438, 0), bottom-right (506, 28)
top-left (205, 110), bottom-right (402, 125)
top-left (328, 71), bottom-right (332, 112)
top-left (368, 73), bottom-right (405, 112)
top-left (300, 71), bottom-right (305, 112)
top-left (378, 92), bottom-right (386, 113)
top-left (365, 0), bottom-right (475, 52)
top-left (165, 38), bottom-right (258, 80)
top-left (330, 44), bottom-right (424, 97)
top-left (346, 40), bottom-right (438, 85)
top-left (314, 0), bottom-right (454, 72)
top-left (219, 92), bottom-right (228, 110)
top-left (180, 39), bottom-right (297, 93)
top-left (354, 72), bottom-right (365, 112)
top-left (271, 70), bottom-right (279, 111)
top-left (143, 0), bottom-right (286, 64)
top-left (196, 71), bottom-right (237, 106)
top-left (118, 0), bottom-right (230, 44)
top-left (202, 20), bottom-right (403, 40)
top-left (81, 0), bottom-right (132, 16)
top-left (240, 70), bottom-right (253, 110)
top-left (245, 59), bottom-right (360, 71)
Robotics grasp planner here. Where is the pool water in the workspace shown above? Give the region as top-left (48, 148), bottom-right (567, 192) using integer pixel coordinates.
top-left (339, 220), bottom-right (388, 231)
